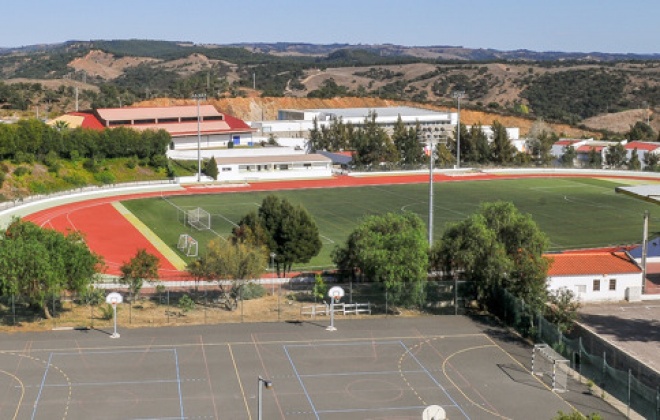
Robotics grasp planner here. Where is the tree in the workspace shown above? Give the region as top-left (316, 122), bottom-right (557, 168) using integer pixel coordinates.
top-left (204, 156), bottom-right (219, 180)
top-left (545, 288), bottom-right (580, 333)
top-left (628, 148), bottom-right (641, 170)
top-left (490, 120), bottom-right (515, 164)
top-left (393, 120), bottom-right (425, 166)
top-left (333, 212), bottom-right (428, 307)
top-left (0, 219), bottom-right (103, 318)
top-left (586, 147), bottom-right (602, 169)
top-left (432, 202), bottom-right (550, 311)
top-left (351, 112), bottom-right (397, 166)
top-left (561, 146), bottom-right (577, 168)
top-left (626, 121), bottom-right (655, 141)
top-left (644, 152), bottom-right (659, 171)
top-left (469, 124), bottom-right (491, 164)
top-left (119, 249), bottom-right (160, 300)
top-left (605, 143), bottom-right (627, 168)
top-left (257, 195), bottom-right (322, 276)
top-left (189, 239), bottom-right (267, 303)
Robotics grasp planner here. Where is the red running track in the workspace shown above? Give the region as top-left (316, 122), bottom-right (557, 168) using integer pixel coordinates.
top-left (23, 172), bottom-right (652, 279)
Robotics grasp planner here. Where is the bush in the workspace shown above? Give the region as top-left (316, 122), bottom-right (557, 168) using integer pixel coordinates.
top-left (178, 294), bottom-right (195, 312)
top-left (125, 156), bottom-right (138, 169)
top-left (13, 166), bottom-right (30, 177)
top-left (94, 171), bottom-right (116, 185)
top-left (150, 154), bottom-right (168, 169)
top-left (237, 282), bottom-right (266, 300)
top-left (83, 158), bottom-right (99, 173)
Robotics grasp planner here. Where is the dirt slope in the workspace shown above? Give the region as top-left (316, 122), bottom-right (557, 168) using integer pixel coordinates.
top-left (137, 97), bottom-right (596, 138)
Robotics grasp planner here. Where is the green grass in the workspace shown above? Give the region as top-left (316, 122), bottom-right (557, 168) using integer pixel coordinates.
top-left (121, 177), bottom-right (659, 270)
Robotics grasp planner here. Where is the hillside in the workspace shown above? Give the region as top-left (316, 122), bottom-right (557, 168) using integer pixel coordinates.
top-left (1, 40), bottom-right (658, 136)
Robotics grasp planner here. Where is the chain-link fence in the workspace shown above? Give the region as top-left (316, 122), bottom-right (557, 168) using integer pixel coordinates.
top-left (0, 279), bottom-right (474, 330)
top-left (492, 288), bottom-right (660, 420)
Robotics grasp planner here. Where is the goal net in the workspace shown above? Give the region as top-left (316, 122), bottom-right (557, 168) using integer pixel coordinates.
top-left (532, 344), bottom-right (570, 393)
top-left (177, 234), bottom-right (198, 257)
top-left (185, 207), bottom-right (211, 231)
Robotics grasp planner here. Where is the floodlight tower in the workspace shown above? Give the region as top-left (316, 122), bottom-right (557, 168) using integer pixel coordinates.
top-left (192, 93), bottom-right (206, 182)
top-left (453, 91), bottom-right (465, 169)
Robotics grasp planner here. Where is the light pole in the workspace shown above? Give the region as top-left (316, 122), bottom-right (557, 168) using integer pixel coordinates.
top-left (270, 252), bottom-right (276, 296)
top-left (258, 376), bottom-right (273, 420)
top-left (426, 132), bottom-right (435, 246)
top-left (453, 91), bottom-right (465, 169)
top-left (192, 93), bottom-right (206, 182)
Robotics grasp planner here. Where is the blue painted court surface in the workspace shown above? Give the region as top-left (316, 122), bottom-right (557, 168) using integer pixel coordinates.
top-left (0, 317), bottom-right (625, 419)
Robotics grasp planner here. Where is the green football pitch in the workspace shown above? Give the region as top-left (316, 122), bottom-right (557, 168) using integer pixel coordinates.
top-left (121, 177), bottom-right (659, 270)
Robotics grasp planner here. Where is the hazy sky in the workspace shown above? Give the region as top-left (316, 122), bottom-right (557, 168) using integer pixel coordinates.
top-left (2, 0), bottom-right (658, 54)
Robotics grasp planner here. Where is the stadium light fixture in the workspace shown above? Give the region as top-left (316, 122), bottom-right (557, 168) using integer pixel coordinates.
top-left (192, 93), bottom-right (206, 182)
top-left (453, 91), bottom-right (465, 169)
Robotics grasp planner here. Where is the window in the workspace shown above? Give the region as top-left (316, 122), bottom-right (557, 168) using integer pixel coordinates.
top-left (222, 167), bottom-right (232, 172)
top-left (609, 279), bottom-right (616, 291)
top-left (593, 279), bottom-right (600, 291)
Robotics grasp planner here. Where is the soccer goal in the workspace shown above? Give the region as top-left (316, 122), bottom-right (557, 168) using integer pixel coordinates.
top-left (532, 344), bottom-right (570, 393)
top-left (177, 234), bottom-right (198, 257)
top-left (185, 207), bottom-right (211, 231)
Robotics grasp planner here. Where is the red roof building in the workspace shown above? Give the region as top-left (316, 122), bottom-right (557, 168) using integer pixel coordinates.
top-left (546, 251), bottom-right (643, 301)
top-left (51, 105), bottom-right (255, 150)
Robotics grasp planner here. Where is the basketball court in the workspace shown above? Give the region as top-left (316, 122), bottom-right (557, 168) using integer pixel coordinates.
top-left (0, 317), bottom-right (624, 420)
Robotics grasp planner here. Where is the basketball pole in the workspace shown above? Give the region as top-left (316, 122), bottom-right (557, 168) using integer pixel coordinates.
top-left (326, 298), bottom-right (337, 331)
top-left (111, 303), bottom-right (120, 338)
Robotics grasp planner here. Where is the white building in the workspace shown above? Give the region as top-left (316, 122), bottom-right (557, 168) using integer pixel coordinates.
top-left (546, 252), bottom-right (643, 302)
top-left (277, 106), bottom-right (456, 142)
top-left (214, 154), bottom-right (333, 182)
top-left (624, 141), bottom-right (660, 169)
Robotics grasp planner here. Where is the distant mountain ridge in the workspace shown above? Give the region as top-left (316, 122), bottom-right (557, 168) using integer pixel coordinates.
top-left (1, 40), bottom-right (659, 61)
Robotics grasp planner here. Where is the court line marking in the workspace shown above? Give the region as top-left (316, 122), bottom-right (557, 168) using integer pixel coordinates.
top-left (284, 345), bottom-right (319, 420)
top-left (0, 369), bottom-right (25, 420)
top-left (399, 340), bottom-right (470, 419)
top-left (0, 333), bottom-right (487, 354)
top-left (199, 335), bottom-right (220, 420)
top-left (173, 348), bottom-right (185, 420)
top-left (31, 352), bottom-right (53, 420)
top-left (441, 344), bottom-right (511, 419)
top-left (229, 343), bottom-right (252, 420)
top-left (482, 334), bottom-right (577, 412)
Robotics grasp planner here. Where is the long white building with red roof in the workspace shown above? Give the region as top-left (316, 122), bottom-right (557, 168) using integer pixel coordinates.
top-left (51, 105), bottom-right (255, 150)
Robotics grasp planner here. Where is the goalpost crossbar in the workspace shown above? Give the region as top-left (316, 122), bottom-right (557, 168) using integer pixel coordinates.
top-left (532, 344), bottom-right (570, 393)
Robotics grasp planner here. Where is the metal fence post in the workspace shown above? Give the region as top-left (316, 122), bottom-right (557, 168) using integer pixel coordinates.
top-left (627, 369), bottom-right (631, 419)
top-left (578, 337), bottom-right (583, 379)
top-left (385, 289), bottom-right (388, 317)
top-left (602, 351), bottom-right (607, 389)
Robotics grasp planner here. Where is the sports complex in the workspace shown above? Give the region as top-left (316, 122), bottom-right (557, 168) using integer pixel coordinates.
top-left (0, 168), bottom-right (659, 419)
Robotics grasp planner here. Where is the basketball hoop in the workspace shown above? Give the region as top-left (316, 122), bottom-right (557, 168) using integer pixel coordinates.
top-left (326, 286), bottom-right (345, 332)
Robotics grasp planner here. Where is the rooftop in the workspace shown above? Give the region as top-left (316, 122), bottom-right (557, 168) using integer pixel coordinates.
top-left (546, 252), bottom-right (641, 276)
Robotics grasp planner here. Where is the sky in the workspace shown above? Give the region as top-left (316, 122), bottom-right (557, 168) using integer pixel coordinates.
top-left (2, 0), bottom-right (659, 54)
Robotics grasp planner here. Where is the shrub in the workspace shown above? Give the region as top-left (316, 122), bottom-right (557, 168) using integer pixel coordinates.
top-left (83, 158), bottom-right (99, 173)
top-left (94, 171), bottom-right (116, 185)
top-left (0, 171), bottom-right (5, 188)
top-left (178, 294), bottom-right (195, 312)
top-left (13, 166), bottom-right (30, 177)
top-left (125, 156), bottom-right (138, 169)
top-left (238, 282), bottom-right (266, 300)
top-left (150, 154), bottom-right (168, 169)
